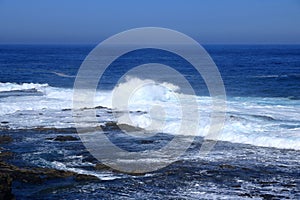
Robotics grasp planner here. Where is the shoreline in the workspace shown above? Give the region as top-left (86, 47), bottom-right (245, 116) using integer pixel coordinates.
top-left (1, 130), bottom-right (299, 199)
top-left (0, 135), bottom-right (99, 199)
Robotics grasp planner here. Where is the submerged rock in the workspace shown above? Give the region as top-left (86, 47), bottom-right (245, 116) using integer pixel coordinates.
top-left (46, 135), bottom-right (79, 141)
top-left (0, 135), bottom-right (13, 144)
top-left (53, 135), bottom-right (79, 142)
top-left (219, 164), bottom-right (235, 169)
top-left (32, 127), bottom-right (76, 133)
top-left (0, 151), bottom-right (13, 159)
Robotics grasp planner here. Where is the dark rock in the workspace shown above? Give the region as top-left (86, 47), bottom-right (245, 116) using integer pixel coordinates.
top-left (94, 163), bottom-right (147, 175)
top-left (231, 184), bottom-right (241, 188)
top-left (0, 136), bottom-right (13, 144)
top-left (75, 174), bottom-right (98, 181)
top-left (101, 122), bottom-right (143, 132)
top-left (32, 127), bottom-right (76, 133)
top-left (103, 121), bottom-right (118, 129)
top-left (62, 108), bottom-right (71, 111)
top-left (0, 151), bottom-right (13, 159)
top-left (80, 105), bottom-right (107, 110)
top-left (259, 180), bottom-right (279, 185)
top-left (0, 122), bottom-right (9, 124)
top-left (130, 110), bottom-right (147, 114)
top-left (94, 106), bottom-right (107, 109)
top-left (0, 173), bottom-right (14, 200)
top-left (259, 193), bottom-right (278, 199)
top-left (219, 164), bottom-right (235, 169)
top-left (94, 163), bottom-right (112, 171)
top-left (0, 161), bottom-right (98, 184)
top-left (281, 183), bottom-right (296, 188)
top-left (53, 135), bottom-right (79, 142)
top-left (118, 124), bottom-right (143, 132)
top-left (140, 140), bottom-right (154, 144)
top-left (82, 156), bottom-right (96, 163)
top-left (238, 193), bottom-right (252, 198)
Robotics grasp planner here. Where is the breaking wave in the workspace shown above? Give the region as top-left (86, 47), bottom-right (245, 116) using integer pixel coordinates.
top-left (0, 80), bottom-right (300, 150)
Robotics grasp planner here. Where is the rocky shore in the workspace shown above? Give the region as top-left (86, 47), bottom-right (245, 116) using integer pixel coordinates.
top-left (0, 135), bottom-right (98, 199)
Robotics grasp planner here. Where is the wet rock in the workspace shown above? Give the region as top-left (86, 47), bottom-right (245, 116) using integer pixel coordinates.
top-left (62, 108), bottom-right (71, 111)
top-left (259, 193), bottom-right (278, 199)
top-left (80, 105), bottom-right (108, 110)
top-left (258, 180), bottom-right (279, 185)
top-left (32, 127), bottom-right (76, 133)
top-left (52, 135), bottom-right (79, 142)
top-left (238, 193), bottom-right (252, 198)
top-left (0, 173), bottom-right (14, 200)
top-left (129, 110), bottom-right (147, 114)
top-left (0, 161), bottom-right (98, 184)
top-left (75, 174), bottom-right (98, 181)
top-left (102, 121), bottom-right (119, 130)
top-left (82, 156), bottom-right (97, 163)
top-left (219, 164), bottom-right (235, 169)
top-left (140, 140), bottom-right (154, 144)
top-left (94, 106), bottom-right (107, 109)
top-left (101, 122), bottom-right (143, 132)
top-left (0, 135), bottom-right (13, 144)
top-left (281, 183), bottom-right (296, 188)
top-left (118, 124), bottom-right (143, 132)
top-left (94, 163), bottom-right (112, 171)
top-left (0, 151), bottom-right (13, 159)
top-left (94, 163), bottom-right (147, 175)
top-left (231, 184), bottom-right (241, 188)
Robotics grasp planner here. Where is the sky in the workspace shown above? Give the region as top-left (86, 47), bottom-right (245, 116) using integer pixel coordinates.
top-left (0, 0), bottom-right (299, 44)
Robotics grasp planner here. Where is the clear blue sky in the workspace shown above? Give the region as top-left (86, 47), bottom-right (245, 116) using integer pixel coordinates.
top-left (0, 0), bottom-right (299, 44)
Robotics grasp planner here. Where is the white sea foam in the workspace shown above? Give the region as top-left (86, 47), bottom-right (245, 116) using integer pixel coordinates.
top-left (0, 82), bottom-right (49, 92)
top-left (0, 80), bottom-right (300, 150)
top-left (52, 71), bottom-right (76, 78)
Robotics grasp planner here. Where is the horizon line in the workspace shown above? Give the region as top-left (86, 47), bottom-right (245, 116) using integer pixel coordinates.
top-left (0, 43), bottom-right (300, 46)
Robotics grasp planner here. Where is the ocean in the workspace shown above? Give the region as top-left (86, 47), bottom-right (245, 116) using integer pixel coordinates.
top-left (0, 45), bottom-right (299, 199)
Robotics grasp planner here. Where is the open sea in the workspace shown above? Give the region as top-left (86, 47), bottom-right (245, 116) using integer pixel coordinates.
top-left (0, 45), bottom-right (299, 199)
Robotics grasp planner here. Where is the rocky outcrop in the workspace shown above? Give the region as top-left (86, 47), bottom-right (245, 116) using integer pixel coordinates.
top-left (0, 172), bottom-right (14, 200)
top-left (0, 134), bottom-right (98, 199)
top-left (46, 135), bottom-right (79, 141)
top-left (0, 161), bottom-right (98, 184)
top-left (101, 122), bottom-right (143, 132)
top-left (94, 162), bottom-right (147, 176)
top-left (0, 135), bottom-right (13, 144)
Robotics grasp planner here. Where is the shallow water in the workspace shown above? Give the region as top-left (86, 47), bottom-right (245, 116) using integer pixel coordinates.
top-left (2, 128), bottom-right (299, 199)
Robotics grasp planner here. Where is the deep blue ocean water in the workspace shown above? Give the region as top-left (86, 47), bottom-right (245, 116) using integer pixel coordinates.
top-left (0, 45), bottom-right (299, 199)
top-left (0, 45), bottom-right (299, 98)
